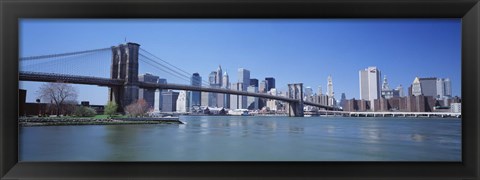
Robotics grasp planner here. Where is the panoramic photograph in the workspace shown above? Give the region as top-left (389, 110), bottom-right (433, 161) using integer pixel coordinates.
top-left (18, 19), bottom-right (461, 161)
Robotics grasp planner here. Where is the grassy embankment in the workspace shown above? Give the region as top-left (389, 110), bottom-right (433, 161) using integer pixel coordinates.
top-left (19, 114), bottom-right (182, 127)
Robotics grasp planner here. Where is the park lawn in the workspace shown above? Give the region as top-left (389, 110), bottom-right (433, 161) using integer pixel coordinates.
top-left (93, 114), bottom-right (128, 119)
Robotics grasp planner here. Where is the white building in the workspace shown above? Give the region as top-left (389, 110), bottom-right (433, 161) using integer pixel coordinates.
top-left (176, 90), bottom-right (190, 113)
top-left (451, 103), bottom-right (461, 113)
top-left (359, 66), bottom-right (381, 110)
top-left (412, 77), bottom-right (422, 96)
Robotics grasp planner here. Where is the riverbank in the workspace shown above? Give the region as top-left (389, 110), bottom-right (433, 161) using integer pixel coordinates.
top-left (19, 117), bottom-right (183, 127)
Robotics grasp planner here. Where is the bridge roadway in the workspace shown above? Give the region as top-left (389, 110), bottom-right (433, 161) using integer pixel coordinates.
top-left (19, 71), bottom-right (337, 110)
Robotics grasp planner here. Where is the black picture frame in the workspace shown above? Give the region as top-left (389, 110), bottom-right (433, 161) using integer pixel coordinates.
top-left (1, 0), bottom-right (479, 179)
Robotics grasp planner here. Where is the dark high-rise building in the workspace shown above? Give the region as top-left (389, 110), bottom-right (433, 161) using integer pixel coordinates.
top-left (250, 78), bottom-right (259, 87)
top-left (265, 77), bottom-right (275, 91)
top-left (138, 73), bottom-right (159, 109)
top-left (161, 90), bottom-right (179, 112)
top-left (190, 73), bottom-right (202, 109)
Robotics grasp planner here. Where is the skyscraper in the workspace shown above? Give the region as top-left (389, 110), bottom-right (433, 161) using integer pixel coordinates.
top-left (216, 65), bottom-right (223, 86)
top-left (230, 82), bottom-right (244, 110)
top-left (190, 73), bottom-right (202, 110)
top-left (418, 77), bottom-right (437, 97)
top-left (304, 86), bottom-right (313, 100)
top-left (250, 78), bottom-right (259, 87)
top-left (138, 73), bottom-right (159, 109)
top-left (161, 90), bottom-right (179, 112)
top-left (359, 66), bottom-right (381, 101)
top-left (327, 75), bottom-right (334, 97)
top-left (222, 71), bottom-right (230, 108)
top-left (259, 80), bottom-right (267, 93)
top-left (238, 68), bottom-right (250, 109)
top-left (412, 77), bottom-right (422, 96)
top-left (318, 86), bottom-right (323, 95)
top-left (265, 77), bottom-right (275, 91)
top-left (247, 86), bottom-right (259, 110)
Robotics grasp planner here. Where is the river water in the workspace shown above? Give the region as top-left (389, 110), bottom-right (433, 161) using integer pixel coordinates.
top-left (19, 116), bottom-right (461, 161)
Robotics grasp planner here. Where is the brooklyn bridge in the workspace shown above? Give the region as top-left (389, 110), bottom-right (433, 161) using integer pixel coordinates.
top-left (19, 42), bottom-right (339, 117)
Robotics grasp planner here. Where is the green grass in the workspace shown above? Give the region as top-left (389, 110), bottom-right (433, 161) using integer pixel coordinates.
top-left (93, 114), bottom-right (128, 119)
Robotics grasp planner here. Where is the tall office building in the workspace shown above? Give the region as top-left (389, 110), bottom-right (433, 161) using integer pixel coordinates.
top-left (436, 78), bottom-right (452, 99)
top-left (238, 68), bottom-right (250, 109)
top-left (161, 90), bottom-right (179, 112)
top-left (156, 78), bottom-right (167, 111)
top-left (265, 77), bottom-right (276, 91)
top-left (247, 86), bottom-right (259, 110)
top-left (259, 80), bottom-right (267, 93)
top-left (250, 78), bottom-right (259, 87)
top-left (216, 65), bottom-right (223, 86)
top-left (230, 82), bottom-right (244, 110)
top-left (396, 84), bottom-right (404, 97)
top-left (327, 75), bottom-right (334, 97)
top-left (412, 77), bottom-right (422, 96)
top-left (190, 73), bottom-right (202, 110)
top-left (359, 66), bottom-right (381, 101)
top-left (418, 77), bottom-right (437, 97)
top-left (318, 86), bottom-right (323, 95)
top-left (304, 86), bottom-right (313, 100)
top-left (222, 71), bottom-right (230, 108)
top-left (382, 75), bottom-right (390, 91)
top-left (138, 73), bottom-right (159, 109)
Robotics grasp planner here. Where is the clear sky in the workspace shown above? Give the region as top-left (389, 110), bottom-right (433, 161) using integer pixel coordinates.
top-left (19, 19), bottom-right (461, 105)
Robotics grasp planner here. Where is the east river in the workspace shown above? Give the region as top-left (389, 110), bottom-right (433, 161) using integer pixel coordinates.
top-left (19, 116), bottom-right (461, 161)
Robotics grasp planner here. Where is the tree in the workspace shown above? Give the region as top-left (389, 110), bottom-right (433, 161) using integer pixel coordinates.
top-left (125, 99), bottom-right (149, 117)
top-left (104, 101), bottom-right (118, 118)
top-left (38, 82), bottom-right (78, 116)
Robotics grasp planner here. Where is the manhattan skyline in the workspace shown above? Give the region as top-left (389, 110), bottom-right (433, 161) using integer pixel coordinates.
top-left (19, 19), bottom-right (461, 105)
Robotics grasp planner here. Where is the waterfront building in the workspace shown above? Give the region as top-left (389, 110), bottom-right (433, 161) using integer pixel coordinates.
top-left (138, 73), bottom-right (159, 109)
top-left (190, 73), bottom-right (202, 110)
top-left (176, 90), bottom-right (190, 113)
top-left (451, 103), bottom-right (461, 113)
top-left (161, 90), bottom-right (179, 112)
top-left (265, 77), bottom-right (275, 91)
top-left (247, 86), bottom-right (259, 110)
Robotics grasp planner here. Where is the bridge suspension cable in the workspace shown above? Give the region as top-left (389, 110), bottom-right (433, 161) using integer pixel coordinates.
top-left (20, 47), bottom-right (111, 61)
top-left (139, 48), bottom-right (212, 86)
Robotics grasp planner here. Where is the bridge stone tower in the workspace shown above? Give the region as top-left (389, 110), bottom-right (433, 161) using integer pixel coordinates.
top-left (109, 42), bottom-right (140, 112)
top-left (288, 83), bottom-right (304, 117)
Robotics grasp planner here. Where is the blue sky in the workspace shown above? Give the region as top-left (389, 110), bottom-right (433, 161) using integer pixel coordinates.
top-left (19, 19), bottom-right (461, 105)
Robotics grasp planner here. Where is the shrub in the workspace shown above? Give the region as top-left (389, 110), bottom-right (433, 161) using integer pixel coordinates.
top-left (125, 99), bottom-right (148, 117)
top-left (104, 101), bottom-right (118, 117)
top-left (74, 106), bottom-right (97, 117)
